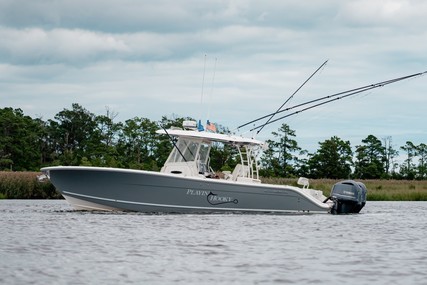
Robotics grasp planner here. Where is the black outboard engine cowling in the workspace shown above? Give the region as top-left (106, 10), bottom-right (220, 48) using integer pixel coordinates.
top-left (329, 180), bottom-right (367, 214)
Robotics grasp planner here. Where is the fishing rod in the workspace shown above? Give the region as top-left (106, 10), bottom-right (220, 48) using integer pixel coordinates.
top-left (240, 70), bottom-right (427, 131)
top-left (255, 59), bottom-right (328, 135)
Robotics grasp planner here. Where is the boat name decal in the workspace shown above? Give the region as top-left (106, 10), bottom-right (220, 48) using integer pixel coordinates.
top-left (207, 191), bottom-right (238, 206)
top-left (186, 189), bottom-right (210, 196)
top-left (186, 189), bottom-right (238, 206)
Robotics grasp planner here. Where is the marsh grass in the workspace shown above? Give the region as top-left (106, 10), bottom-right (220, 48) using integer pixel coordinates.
top-left (262, 177), bottom-right (427, 201)
top-left (0, 172), bottom-right (60, 199)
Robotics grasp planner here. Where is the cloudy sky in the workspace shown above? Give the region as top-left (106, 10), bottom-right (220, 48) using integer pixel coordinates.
top-left (1, 0), bottom-right (426, 156)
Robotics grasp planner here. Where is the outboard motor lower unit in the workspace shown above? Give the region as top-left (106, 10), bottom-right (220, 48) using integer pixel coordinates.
top-left (329, 180), bottom-right (367, 214)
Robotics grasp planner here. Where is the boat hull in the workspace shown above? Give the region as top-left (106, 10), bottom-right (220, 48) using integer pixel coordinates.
top-left (42, 166), bottom-right (331, 214)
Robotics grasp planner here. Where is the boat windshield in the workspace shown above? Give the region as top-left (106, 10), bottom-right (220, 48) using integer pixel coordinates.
top-left (199, 144), bottom-right (210, 164)
top-left (167, 138), bottom-right (210, 164)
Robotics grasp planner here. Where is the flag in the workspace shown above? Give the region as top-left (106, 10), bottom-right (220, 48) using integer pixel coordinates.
top-left (206, 120), bottom-right (217, 132)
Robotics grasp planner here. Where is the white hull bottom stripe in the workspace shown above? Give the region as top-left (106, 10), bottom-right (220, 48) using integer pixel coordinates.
top-left (63, 191), bottom-right (327, 213)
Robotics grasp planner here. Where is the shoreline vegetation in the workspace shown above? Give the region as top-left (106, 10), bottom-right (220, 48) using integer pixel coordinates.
top-left (262, 177), bottom-right (427, 201)
top-left (1, 172), bottom-right (427, 201)
top-left (0, 172), bottom-right (61, 200)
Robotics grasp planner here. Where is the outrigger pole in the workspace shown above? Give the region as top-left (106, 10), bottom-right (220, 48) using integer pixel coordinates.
top-left (237, 61), bottom-right (328, 131)
top-left (255, 59), bottom-right (328, 135)
top-left (239, 70), bottom-right (426, 132)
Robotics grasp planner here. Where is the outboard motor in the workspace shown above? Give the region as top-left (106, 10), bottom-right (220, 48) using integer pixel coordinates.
top-left (329, 180), bottom-right (367, 214)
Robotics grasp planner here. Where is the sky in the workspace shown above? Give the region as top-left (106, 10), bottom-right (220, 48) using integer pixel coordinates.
top-left (1, 0), bottom-right (426, 159)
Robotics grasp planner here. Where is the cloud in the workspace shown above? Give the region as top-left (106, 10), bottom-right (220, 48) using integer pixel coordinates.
top-left (0, 0), bottom-right (426, 157)
top-left (1, 0), bottom-right (426, 67)
top-left (0, 27), bottom-right (129, 65)
top-left (0, 0), bottom-right (237, 33)
top-left (336, 0), bottom-right (427, 27)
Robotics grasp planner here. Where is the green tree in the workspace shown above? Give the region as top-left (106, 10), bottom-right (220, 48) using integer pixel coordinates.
top-left (400, 141), bottom-right (417, 179)
top-left (416, 143), bottom-right (427, 179)
top-left (0, 108), bottom-right (43, 170)
top-left (260, 138), bottom-right (282, 177)
top-left (48, 103), bottom-right (98, 165)
top-left (382, 136), bottom-right (399, 178)
top-left (293, 149), bottom-right (310, 177)
top-left (308, 136), bottom-right (353, 179)
top-left (260, 124), bottom-right (303, 177)
top-left (117, 117), bottom-right (159, 170)
top-left (354, 135), bottom-right (385, 179)
top-left (89, 108), bottom-right (121, 167)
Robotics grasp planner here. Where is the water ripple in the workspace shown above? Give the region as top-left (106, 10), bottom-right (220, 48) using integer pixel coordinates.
top-left (1, 200), bottom-right (427, 284)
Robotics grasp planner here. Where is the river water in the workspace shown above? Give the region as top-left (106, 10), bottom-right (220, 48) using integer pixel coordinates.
top-left (1, 200), bottom-right (426, 285)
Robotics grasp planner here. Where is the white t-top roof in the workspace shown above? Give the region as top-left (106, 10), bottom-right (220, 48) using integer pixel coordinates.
top-left (156, 129), bottom-right (265, 146)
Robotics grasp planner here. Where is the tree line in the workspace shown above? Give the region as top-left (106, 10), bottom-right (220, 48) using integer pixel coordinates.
top-left (1, 104), bottom-right (426, 180)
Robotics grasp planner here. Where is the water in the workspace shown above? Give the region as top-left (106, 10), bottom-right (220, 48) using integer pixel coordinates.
top-left (1, 200), bottom-right (426, 285)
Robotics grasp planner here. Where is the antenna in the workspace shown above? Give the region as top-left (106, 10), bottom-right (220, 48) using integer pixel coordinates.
top-left (199, 54), bottom-right (207, 121)
top-left (197, 54), bottom-right (206, 131)
top-left (207, 57), bottom-right (217, 120)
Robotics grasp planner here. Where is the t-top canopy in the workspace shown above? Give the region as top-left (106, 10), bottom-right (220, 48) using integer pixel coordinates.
top-left (156, 129), bottom-right (265, 146)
